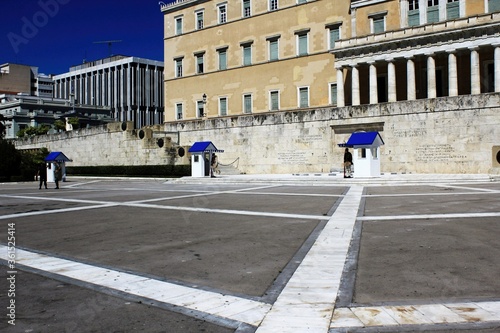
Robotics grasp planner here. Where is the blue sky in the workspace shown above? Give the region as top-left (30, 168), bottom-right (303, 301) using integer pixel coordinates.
top-left (1, 0), bottom-right (176, 75)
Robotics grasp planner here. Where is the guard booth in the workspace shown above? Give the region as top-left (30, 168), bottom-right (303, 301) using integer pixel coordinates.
top-left (343, 132), bottom-right (384, 178)
top-left (44, 152), bottom-right (72, 182)
top-left (188, 141), bottom-right (224, 177)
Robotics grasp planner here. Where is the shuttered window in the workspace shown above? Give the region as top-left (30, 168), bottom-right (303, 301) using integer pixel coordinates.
top-left (243, 94), bottom-right (252, 113)
top-left (218, 49), bottom-right (227, 70)
top-left (427, 0), bottom-right (439, 23)
top-left (298, 33), bottom-right (308, 56)
top-left (219, 97), bottom-right (227, 116)
top-left (299, 87), bottom-right (309, 108)
top-left (269, 39), bottom-right (279, 61)
top-left (330, 84), bottom-right (337, 105)
top-left (270, 91), bottom-right (279, 111)
top-left (329, 26), bottom-right (340, 49)
top-left (243, 45), bottom-right (252, 66)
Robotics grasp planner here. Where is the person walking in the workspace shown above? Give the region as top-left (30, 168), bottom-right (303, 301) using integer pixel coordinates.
top-left (37, 163), bottom-right (48, 189)
top-left (54, 162), bottom-right (62, 189)
top-left (344, 148), bottom-right (353, 178)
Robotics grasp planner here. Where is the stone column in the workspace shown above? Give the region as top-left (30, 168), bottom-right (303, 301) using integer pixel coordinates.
top-left (406, 56), bottom-right (416, 100)
top-left (448, 51), bottom-right (458, 97)
top-left (470, 47), bottom-right (480, 95)
top-left (352, 65), bottom-right (360, 106)
top-left (369, 61), bottom-right (378, 104)
top-left (427, 54), bottom-right (436, 99)
top-left (387, 59), bottom-right (397, 102)
top-left (495, 45), bottom-right (500, 93)
top-left (336, 66), bottom-right (345, 107)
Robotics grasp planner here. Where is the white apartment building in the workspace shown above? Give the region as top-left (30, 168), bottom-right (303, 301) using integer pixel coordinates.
top-left (53, 56), bottom-right (165, 128)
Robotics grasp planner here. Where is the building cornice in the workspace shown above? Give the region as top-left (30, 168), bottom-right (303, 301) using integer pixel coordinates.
top-left (160, 0), bottom-right (211, 13)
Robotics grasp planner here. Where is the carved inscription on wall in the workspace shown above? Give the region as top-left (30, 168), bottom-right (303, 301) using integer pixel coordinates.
top-left (296, 135), bottom-right (324, 144)
top-left (277, 151), bottom-right (307, 165)
top-left (393, 128), bottom-right (427, 138)
top-left (416, 144), bottom-right (468, 162)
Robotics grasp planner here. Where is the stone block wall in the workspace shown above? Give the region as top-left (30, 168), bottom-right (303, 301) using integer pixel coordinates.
top-left (14, 93), bottom-right (500, 175)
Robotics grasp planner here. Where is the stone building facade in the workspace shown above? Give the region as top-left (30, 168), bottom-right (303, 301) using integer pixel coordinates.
top-left (12, 1), bottom-right (500, 175)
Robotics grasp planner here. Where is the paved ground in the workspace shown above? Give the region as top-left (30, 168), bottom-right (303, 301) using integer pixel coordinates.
top-left (0, 174), bottom-right (499, 332)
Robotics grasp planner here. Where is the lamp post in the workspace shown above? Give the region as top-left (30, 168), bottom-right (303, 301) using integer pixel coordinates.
top-left (202, 93), bottom-right (207, 117)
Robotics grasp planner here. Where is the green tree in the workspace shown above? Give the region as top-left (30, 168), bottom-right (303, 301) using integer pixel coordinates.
top-left (53, 120), bottom-right (66, 132)
top-left (0, 140), bottom-right (21, 181)
top-left (68, 117), bottom-right (80, 130)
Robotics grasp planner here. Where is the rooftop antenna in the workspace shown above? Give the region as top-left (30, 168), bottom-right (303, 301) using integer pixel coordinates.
top-left (93, 40), bottom-right (122, 57)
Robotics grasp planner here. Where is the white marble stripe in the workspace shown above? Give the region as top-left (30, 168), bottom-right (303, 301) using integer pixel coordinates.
top-left (256, 186), bottom-right (364, 333)
top-left (127, 202), bottom-right (327, 220)
top-left (0, 194), bottom-right (327, 221)
top-left (358, 212), bottom-right (500, 221)
top-left (331, 301), bottom-right (500, 328)
top-left (0, 246), bottom-right (271, 326)
top-left (0, 204), bottom-right (118, 220)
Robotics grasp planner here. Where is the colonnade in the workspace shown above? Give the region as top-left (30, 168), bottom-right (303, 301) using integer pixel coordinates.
top-left (335, 43), bottom-right (499, 107)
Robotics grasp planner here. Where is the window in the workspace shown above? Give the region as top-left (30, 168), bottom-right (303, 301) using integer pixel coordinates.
top-left (330, 83), bottom-right (337, 105)
top-left (195, 53), bottom-right (205, 74)
top-left (269, 0), bottom-right (278, 11)
top-left (270, 90), bottom-right (279, 111)
top-left (175, 58), bottom-right (183, 78)
top-left (218, 48), bottom-right (227, 70)
top-left (243, 94), bottom-right (252, 113)
top-left (369, 13), bottom-right (386, 34)
top-left (219, 97), bottom-right (227, 116)
top-left (197, 100), bottom-right (205, 118)
top-left (196, 10), bottom-right (204, 30)
top-left (297, 0), bottom-right (307, 3)
top-left (328, 25), bottom-right (341, 49)
top-left (176, 103), bottom-right (183, 120)
top-left (489, 0), bottom-right (500, 13)
top-left (408, 0), bottom-right (420, 26)
top-left (298, 87), bottom-right (309, 108)
top-left (175, 16), bottom-right (183, 35)
top-left (296, 31), bottom-right (309, 56)
top-left (242, 42), bottom-right (253, 66)
top-left (447, 0), bottom-right (460, 19)
top-left (267, 36), bottom-right (280, 61)
top-left (218, 3), bottom-right (227, 24)
top-left (243, 0), bottom-right (251, 17)
top-left (427, 0), bottom-right (439, 23)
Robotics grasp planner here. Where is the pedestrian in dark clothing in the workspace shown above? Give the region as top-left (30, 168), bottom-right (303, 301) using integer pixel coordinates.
top-left (37, 163), bottom-right (48, 189)
top-left (54, 162), bottom-right (62, 189)
top-left (344, 148), bottom-right (353, 178)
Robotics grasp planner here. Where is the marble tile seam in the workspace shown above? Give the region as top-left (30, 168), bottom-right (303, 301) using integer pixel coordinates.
top-left (0, 245), bottom-right (269, 326)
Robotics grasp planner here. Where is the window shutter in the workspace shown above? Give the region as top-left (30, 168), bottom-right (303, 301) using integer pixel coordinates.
top-left (244, 95), bottom-right (252, 113)
top-left (299, 88), bottom-right (308, 108)
top-left (219, 51), bottom-right (227, 70)
top-left (329, 28), bottom-right (340, 49)
top-left (298, 34), bottom-right (307, 55)
top-left (270, 40), bottom-right (278, 61)
top-left (220, 98), bottom-right (227, 116)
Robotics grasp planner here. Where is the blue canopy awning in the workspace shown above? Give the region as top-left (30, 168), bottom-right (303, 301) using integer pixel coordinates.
top-left (339, 132), bottom-right (385, 148)
top-left (188, 141), bottom-right (224, 153)
top-left (44, 152), bottom-right (72, 162)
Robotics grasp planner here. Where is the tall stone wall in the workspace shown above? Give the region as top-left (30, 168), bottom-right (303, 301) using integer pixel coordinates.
top-left (14, 122), bottom-right (191, 167)
top-left (163, 93), bottom-right (500, 175)
top-left (14, 93), bottom-right (500, 175)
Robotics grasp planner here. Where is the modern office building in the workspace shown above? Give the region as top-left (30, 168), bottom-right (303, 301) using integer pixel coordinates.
top-left (160, 0), bottom-right (499, 121)
top-left (0, 63), bottom-right (54, 97)
top-left (53, 56), bottom-right (165, 128)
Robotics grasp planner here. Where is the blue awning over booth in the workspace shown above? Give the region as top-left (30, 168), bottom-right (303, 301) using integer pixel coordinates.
top-left (44, 152), bottom-right (72, 162)
top-left (188, 141), bottom-right (224, 153)
top-left (339, 132), bottom-right (384, 148)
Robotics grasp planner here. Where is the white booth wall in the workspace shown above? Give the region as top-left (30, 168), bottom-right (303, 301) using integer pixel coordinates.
top-left (353, 147), bottom-right (381, 177)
